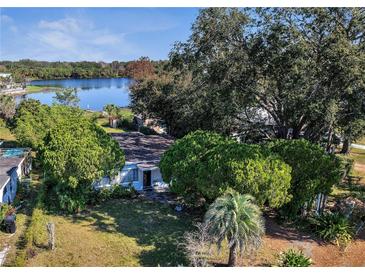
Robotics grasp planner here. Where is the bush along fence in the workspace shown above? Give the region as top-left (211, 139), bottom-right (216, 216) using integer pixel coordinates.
top-left (14, 183), bottom-right (49, 266)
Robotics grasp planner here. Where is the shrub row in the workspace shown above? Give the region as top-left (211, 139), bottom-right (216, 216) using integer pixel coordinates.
top-left (308, 212), bottom-right (353, 247)
top-left (14, 184), bottom-right (49, 266)
top-left (92, 184), bottom-right (139, 204)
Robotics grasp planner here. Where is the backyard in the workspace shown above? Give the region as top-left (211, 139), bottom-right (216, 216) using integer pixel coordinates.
top-left (3, 197), bottom-right (194, 267)
top-left (1, 105), bottom-right (365, 267)
top-left (3, 196), bottom-right (365, 267)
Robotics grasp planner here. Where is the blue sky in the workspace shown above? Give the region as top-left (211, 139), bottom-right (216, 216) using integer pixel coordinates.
top-left (0, 8), bottom-right (199, 62)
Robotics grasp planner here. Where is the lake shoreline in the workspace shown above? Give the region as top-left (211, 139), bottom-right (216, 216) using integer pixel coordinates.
top-left (18, 78), bottom-right (132, 111)
top-left (3, 86), bottom-right (63, 96)
top-left (28, 76), bottom-right (132, 82)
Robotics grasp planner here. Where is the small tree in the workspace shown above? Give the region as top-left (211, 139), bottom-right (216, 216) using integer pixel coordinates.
top-left (125, 57), bottom-right (155, 80)
top-left (14, 103), bottom-right (126, 210)
top-left (183, 222), bottom-right (212, 267)
top-left (204, 190), bottom-right (265, 266)
top-left (53, 88), bottom-right (80, 107)
top-left (0, 94), bottom-right (16, 121)
top-left (103, 104), bottom-right (120, 118)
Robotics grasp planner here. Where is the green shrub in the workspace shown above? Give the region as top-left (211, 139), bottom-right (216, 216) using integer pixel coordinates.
top-left (309, 212), bottom-right (353, 247)
top-left (337, 156), bottom-right (354, 180)
top-left (0, 118), bottom-right (6, 127)
top-left (0, 203), bottom-right (13, 229)
top-left (93, 184), bottom-right (138, 203)
top-left (161, 130), bottom-right (292, 208)
top-left (266, 139), bottom-right (343, 218)
top-left (111, 184), bottom-right (138, 199)
top-left (119, 118), bottom-right (136, 130)
top-left (0, 203), bottom-right (12, 221)
top-left (278, 249), bottom-right (312, 267)
top-left (27, 208), bottom-right (49, 247)
top-left (139, 126), bottom-right (157, 135)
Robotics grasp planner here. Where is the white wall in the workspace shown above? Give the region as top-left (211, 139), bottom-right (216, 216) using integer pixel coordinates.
top-left (94, 163), bottom-right (167, 191)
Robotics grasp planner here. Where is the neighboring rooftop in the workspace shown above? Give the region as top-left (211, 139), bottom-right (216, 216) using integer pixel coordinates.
top-left (111, 132), bottom-right (174, 163)
top-left (0, 148), bottom-right (28, 190)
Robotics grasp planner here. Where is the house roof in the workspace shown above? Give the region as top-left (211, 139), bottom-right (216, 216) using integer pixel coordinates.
top-left (111, 132), bottom-right (174, 164)
top-left (0, 156), bottom-right (24, 190)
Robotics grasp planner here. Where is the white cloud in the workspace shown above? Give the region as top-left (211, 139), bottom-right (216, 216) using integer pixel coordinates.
top-left (24, 16), bottom-right (137, 61)
top-left (38, 18), bottom-right (89, 33)
top-left (91, 33), bottom-right (122, 45)
top-left (36, 31), bottom-right (77, 50)
top-left (0, 14), bottom-right (13, 24)
top-left (9, 25), bottom-right (18, 33)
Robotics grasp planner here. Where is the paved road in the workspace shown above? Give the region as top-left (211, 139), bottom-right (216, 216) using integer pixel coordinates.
top-left (352, 144), bottom-right (365, 150)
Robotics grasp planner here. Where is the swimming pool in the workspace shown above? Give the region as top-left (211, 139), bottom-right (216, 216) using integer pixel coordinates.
top-left (0, 148), bottom-right (27, 158)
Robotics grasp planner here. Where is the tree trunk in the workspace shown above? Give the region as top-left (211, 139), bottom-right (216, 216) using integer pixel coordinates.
top-left (228, 242), bottom-right (238, 267)
top-left (277, 126), bottom-right (288, 139)
top-left (326, 127), bottom-right (333, 153)
top-left (341, 138), bottom-right (351, 154)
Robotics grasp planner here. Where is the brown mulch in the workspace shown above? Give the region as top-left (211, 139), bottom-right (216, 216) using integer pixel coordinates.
top-left (253, 215), bottom-right (365, 267)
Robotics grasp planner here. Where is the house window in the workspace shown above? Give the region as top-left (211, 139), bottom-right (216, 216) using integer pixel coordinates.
top-left (123, 169), bottom-right (138, 182)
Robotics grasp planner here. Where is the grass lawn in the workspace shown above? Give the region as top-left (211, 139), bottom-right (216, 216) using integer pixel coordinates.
top-left (349, 148), bottom-right (365, 165)
top-left (25, 199), bottom-right (193, 266)
top-left (25, 85), bottom-right (62, 94)
top-left (85, 108), bottom-right (134, 134)
top-left (357, 136), bottom-right (365, 145)
top-left (96, 117), bottom-right (125, 134)
top-left (0, 126), bottom-right (15, 141)
top-left (348, 147), bottom-right (365, 182)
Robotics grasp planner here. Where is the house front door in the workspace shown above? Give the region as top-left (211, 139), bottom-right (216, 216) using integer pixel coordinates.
top-left (143, 170), bottom-right (151, 188)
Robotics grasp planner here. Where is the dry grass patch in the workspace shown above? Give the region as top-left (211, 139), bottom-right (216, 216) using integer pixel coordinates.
top-left (25, 199), bottom-right (193, 266)
top-left (357, 137), bottom-right (365, 146)
top-left (0, 126), bottom-right (15, 141)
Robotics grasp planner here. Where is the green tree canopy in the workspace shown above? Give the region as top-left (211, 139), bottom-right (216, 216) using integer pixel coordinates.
top-left (160, 130), bottom-right (292, 207)
top-left (14, 102), bottom-right (125, 212)
top-left (13, 99), bottom-right (51, 149)
top-left (265, 139), bottom-right (343, 217)
top-left (131, 8), bottom-right (365, 145)
top-left (54, 88), bottom-right (80, 107)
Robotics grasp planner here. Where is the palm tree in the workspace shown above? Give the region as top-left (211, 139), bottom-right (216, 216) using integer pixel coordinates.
top-left (204, 189), bottom-right (265, 266)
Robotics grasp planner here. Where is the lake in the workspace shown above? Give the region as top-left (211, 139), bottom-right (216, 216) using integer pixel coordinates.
top-left (19, 78), bottom-right (132, 111)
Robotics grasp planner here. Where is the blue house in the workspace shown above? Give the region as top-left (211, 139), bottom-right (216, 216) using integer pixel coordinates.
top-left (0, 148), bottom-right (31, 204)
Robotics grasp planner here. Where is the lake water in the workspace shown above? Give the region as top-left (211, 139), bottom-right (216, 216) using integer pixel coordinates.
top-left (20, 78), bottom-right (132, 111)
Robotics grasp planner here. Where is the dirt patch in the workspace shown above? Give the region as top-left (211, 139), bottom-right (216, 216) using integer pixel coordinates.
top-left (258, 216), bottom-right (365, 266)
top-left (209, 215), bottom-right (365, 267)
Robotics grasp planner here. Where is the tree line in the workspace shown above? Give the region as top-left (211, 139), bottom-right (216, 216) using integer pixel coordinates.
top-left (0, 57), bottom-right (161, 82)
top-left (130, 8), bottom-right (365, 153)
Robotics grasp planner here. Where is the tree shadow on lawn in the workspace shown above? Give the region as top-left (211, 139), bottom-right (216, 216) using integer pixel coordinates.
top-left (263, 212), bottom-right (324, 245)
top-left (69, 199), bottom-right (194, 266)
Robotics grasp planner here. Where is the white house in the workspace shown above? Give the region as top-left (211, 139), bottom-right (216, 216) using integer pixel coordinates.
top-left (94, 132), bottom-right (174, 191)
top-left (0, 73), bottom-right (11, 78)
top-left (0, 148), bottom-right (31, 204)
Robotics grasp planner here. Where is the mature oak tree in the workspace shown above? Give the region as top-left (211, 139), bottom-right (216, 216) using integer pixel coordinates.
top-left (131, 8), bottom-right (365, 147)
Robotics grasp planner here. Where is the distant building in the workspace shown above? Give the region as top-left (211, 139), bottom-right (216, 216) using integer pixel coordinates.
top-left (94, 132), bottom-right (174, 191)
top-left (0, 148), bottom-right (31, 204)
top-left (0, 73), bottom-right (11, 78)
